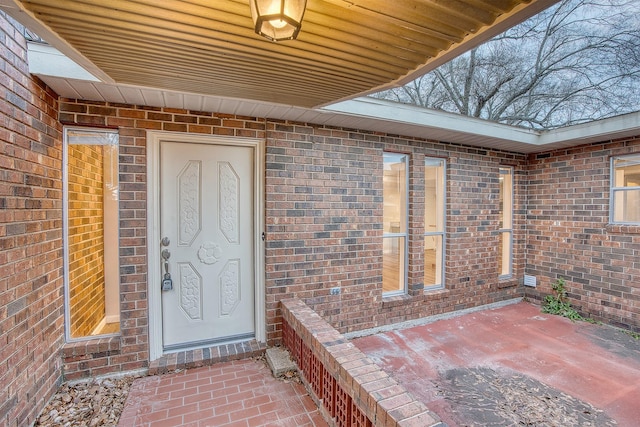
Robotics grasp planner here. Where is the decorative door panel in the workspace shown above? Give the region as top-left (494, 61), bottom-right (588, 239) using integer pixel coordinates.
top-left (177, 161), bottom-right (201, 246)
top-left (160, 141), bottom-right (255, 350)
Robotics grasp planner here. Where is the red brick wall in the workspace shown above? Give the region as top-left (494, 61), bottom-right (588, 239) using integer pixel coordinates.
top-left (67, 143), bottom-right (105, 338)
top-left (265, 125), bottom-right (527, 339)
top-left (0, 13), bottom-right (64, 427)
top-left (58, 102), bottom-right (267, 380)
top-left (3, 13), bottom-right (638, 427)
top-left (525, 139), bottom-right (640, 331)
top-left (3, 18), bottom-right (635, 425)
top-left (58, 99), bottom-right (528, 366)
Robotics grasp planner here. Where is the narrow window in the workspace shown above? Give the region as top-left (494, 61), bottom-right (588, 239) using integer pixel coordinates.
top-left (611, 154), bottom-right (640, 224)
top-left (383, 153), bottom-right (408, 295)
top-left (498, 167), bottom-right (513, 278)
top-left (424, 158), bottom-right (446, 289)
top-left (64, 128), bottom-right (120, 340)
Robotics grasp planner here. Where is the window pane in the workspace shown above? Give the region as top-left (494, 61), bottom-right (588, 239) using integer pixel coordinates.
top-left (383, 153), bottom-right (407, 234)
top-left (499, 167), bottom-right (513, 277)
top-left (424, 157), bottom-right (445, 289)
top-left (499, 167), bottom-right (513, 229)
top-left (612, 189), bottom-right (640, 223)
top-left (424, 235), bottom-right (443, 287)
top-left (613, 155), bottom-right (640, 187)
top-left (498, 231), bottom-right (512, 277)
top-left (612, 155), bottom-right (640, 224)
top-left (66, 129), bottom-right (120, 339)
top-left (424, 158), bottom-right (444, 232)
top-left (383, 236), bottom-right (405, 293)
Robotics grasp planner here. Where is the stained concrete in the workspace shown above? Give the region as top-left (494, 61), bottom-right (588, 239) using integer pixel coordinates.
top-left (353, 302), bottom-right (640, 427)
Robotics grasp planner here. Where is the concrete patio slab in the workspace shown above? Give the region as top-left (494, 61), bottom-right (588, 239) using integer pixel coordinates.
top-left (118, 358), bottom-right (327, 427)
top-left (353, 302), bottom-right (640, 427)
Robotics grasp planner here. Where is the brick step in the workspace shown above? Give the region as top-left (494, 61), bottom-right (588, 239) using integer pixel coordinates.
top-left (148, 339), bottom-right (266, 375)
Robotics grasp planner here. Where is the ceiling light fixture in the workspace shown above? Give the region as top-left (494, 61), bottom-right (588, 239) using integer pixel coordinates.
top-left (250, 0), bottom-right (307, 42)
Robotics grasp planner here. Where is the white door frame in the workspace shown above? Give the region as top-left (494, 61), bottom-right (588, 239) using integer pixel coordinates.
top-left (147, 131), bottom-right (265, 361)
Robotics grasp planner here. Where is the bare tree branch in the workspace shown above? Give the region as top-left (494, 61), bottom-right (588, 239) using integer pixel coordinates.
top-left (372, 0), bottom-right (640, 130)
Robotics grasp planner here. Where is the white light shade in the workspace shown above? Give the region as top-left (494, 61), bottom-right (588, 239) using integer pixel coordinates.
top-left (250, 0), bottom-right (307, 41)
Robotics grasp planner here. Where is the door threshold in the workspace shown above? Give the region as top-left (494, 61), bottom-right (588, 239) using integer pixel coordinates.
top-left (149, 339), bottom-right (266, 375)
top-left (163, 332), bottom-right (255, 353)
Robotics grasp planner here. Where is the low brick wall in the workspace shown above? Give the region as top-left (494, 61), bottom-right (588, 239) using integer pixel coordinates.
top-left (281, 298), bottom-right (444, 427)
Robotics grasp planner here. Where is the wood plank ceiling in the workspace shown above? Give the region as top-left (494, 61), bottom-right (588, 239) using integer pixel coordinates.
top-left (7, 0), bottom-right (557, 108)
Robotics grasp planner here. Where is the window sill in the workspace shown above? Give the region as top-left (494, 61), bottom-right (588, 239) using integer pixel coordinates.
top-left (423, 288), bottom-right (449, 299)
top-left (497, 281), bottom-right (518, 289)
top-left (382, 288), bottom-right (450, 308)
top-left (606, 224), bottom-right (640, 234)
top-left (62, 335), bottom-right (121, 358)
top-left (381, 293), bottom-right (416, 308)
top-left (495, 273), bottom-right (518, 289)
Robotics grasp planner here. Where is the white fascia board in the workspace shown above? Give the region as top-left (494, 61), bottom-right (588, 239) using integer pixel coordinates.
top-left (537, 111), bottom-right (640, 147)
top-left (27, 42), bottom-right (99, 81)
top-left (323, 97), bottom-right (541, 145)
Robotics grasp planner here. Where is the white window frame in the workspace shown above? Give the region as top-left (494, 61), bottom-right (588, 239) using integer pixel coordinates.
top-left (498, 167), bottom-right (513, 279)
top-left (63, 127), bottom-right (120, 342)
top-left (383, 152), bottom-right (409, 296)
top-left (424, 158), bottom-right (446, 290)
top-left (610, 154), bottom-right (640, 225)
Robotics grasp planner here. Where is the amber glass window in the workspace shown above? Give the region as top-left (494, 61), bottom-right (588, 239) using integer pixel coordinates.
top-left (611, 154), bottom-right (640, 224)
top-left (383, 153), bottom-right (408, 295)
top-left (64, 128), bottom-right (120, 340)
top-left (424, 158), bottom-right (446, 289)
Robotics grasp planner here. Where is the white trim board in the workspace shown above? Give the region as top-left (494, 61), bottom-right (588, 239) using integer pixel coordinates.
top-left (24, 45), bottom-right (640, 154)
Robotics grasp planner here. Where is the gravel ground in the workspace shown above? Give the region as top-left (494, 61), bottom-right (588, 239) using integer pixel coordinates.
top-left (33, 358), bottom-right (293, 427)
top-left (35, 375), bottom-right (140, 427)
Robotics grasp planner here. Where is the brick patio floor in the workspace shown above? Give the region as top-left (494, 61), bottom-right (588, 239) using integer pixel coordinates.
top-left (118, 358), bottom-right (328, 427)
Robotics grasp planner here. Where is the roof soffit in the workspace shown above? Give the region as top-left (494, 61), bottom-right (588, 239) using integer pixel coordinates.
top-left (0, 0), bottom-right (558, 108)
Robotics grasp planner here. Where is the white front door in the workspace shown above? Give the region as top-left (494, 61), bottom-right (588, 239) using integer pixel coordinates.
top-left (159, 140), bottom-right (255, 351)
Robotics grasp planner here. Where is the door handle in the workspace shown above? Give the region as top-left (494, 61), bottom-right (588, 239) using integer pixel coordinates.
top-left (161, 248), bottom-right (173, 291)
top-left (161, 236), bottom-right (170, 247)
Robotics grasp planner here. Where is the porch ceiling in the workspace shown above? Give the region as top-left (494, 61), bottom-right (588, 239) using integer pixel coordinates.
top-left (1, 0), bottom-right (557, 109)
